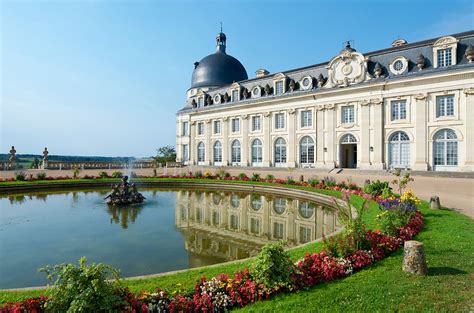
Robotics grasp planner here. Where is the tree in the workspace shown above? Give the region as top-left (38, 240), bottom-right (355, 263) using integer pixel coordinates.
top-left (154, 145), bottom-right (176, 165)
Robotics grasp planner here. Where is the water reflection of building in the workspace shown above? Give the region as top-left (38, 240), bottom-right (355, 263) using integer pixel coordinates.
top-left (175, 190), bottom-right (341, 262)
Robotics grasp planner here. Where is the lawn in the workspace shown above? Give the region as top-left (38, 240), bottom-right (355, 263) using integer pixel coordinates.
top-left (0, 179), bottom-right (472, 311)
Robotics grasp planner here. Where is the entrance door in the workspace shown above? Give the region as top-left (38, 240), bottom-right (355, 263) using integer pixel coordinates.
top-left (339, 134), bottom-right (358, 168)
top-left (341, 144), bottom-right (357, 168)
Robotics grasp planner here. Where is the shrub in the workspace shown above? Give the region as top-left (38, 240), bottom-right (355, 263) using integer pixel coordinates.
top-left (36, 172), bottom-right (47, 180)
top-left (323, 233), bottom-right (358, 258)
top-left (99, 171), bottom-right (109, 179)
top-left (251, 242), bottom-right (295, 289)
top-left (238, 173), bottom-right (248, 180)
top-left (194, 171), bottom-right (203, 178)
top-left (309, 178), bottom-right (320, 186)
top-left (363, 180), bottom-right (390, 197)
top-left (265, 174), bottom-right (275, 181)
top-left (251, 173), bottom-right (261, 181)
top-left (323, 176), bottom-right (336, 187)
top-left (112, 171), bottom-right (123, 178)
top-left (286, 177), bottom-right (295, 185)
top-left (391, 169), bottom-right (414, 195)
top-left (40, 257), bottom-right (122, 312)
top-left (14, 171), bottom-right (26, 181)
top-left (73, 168), bottom-right (81, 179)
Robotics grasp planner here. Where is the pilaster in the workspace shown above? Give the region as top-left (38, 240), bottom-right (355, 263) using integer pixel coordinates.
top-left (287, 109), bottom-right (296, 167)
top-left (315, 106), bottom-right (325, 168)
top-left (462, 88), bottom-right (474, 171)
top-left (241, 115), bottom-right (249, 166)
top-left (190, 121), bottom-right (196, 165)
top-left (359, 101), bottom-right (371, 169)
top-left (325, 105), bottom-right (336, 169)
top-left (222, 117), bottom-right (229, 165)
top-left (372, 99), bottom-right (384, 169)
top-left (263, 112), bottom-right (271, 167)
top-left (413, 93), bottom-right (429, 170)
top-left (204, 120), bottom-right (211, 165)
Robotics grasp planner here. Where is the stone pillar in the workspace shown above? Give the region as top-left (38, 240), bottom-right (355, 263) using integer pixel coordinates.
top-left (413, 94), bottom-right (429, 170)
top-left (190, 121), bottom-right (196, 165)
top-left (359, 102), bottom-right (371, 169)
top-left (463, 88), bottom-right (474, 171)
top-left (430, 196), bottom-right (441, 209)
top-left (241, 115), bottom-right (249, 166)
top-left (316, 107), bottom-right (325, 168)
top-left (372, 99), bottom-right (384, 169)
top-left (263, 112), bottom-right (271, 167)
top-left (325, 106), bottom-right (336, 169)
top-left (222, 117), bottom-right (229, 165)
top-left (205, 120), bottom-right (211, 165)
top-left (287, 109), bottom-right (296, 167)
top-left (403, 240), bottom-right (428, 275)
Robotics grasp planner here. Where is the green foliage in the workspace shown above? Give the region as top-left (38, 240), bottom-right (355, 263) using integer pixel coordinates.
top-left (194, 171), bottom-right (203, 178)
top-left (323, 176), bottom-right (336, 187)
top-left (251, 242), bottom-right (295, 289)
top-left (14, 171), bottom-right (26, 181)
top-left (391, 169), bottom-right (414, 195)
top-left (238, 173), bottom-right (248, 180)
top-left (363, 180), bottom-right (390, 197)
top-left (72, 168), bottom-right (81, 179)
top-left (36, 172), bottom-right (47, 180)
top-left (286, 177), bottom-right (295, 185)
top-left (154, 145), bottom-right (176, 165)
top-left (309, 178), bottom-right (320, 186)
top-left (332, 192), bottom-right (368, 251)
top-left (251, 173), bottom-right (261, 181)
top-left (98, 171), bottom-right (109, 179)
top-left (40, 257), bottom-right (122, 312)
top-left (30, 158), bottom-right (40, 169)
top-left (323, 233), bottom-right (358, 258)
top-left (215, 168), bottom-right (227, 179)
top-left (111, 171), bottom-right (123, 178)
top-left (265, 174), bottom-right (275, 181)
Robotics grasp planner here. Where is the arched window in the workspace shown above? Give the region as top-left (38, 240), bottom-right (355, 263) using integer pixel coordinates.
top-left (389, 131), bottom-right (410, 169)
top-left (213, 141), bottom-right (222, 163)
top-left (231, 140), bottom-right (241, 163)
top-left (251, 139), bottom-right (263, 165)
top-left (433, 129), bottom-right (458, 170)
top-left (300, 136), bottom-right (315, 165)
top-left (274, 137), bottom-right (287, 165)
top-left (340, 134), bottom-right (357, 144)
top-left (197, 142), bottom-right (205, 162)
top-left (273, 198), bottom-right (287, 214)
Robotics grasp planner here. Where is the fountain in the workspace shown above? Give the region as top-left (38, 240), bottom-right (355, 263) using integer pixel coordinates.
top-left (104, 176), bottom-right (145, 205)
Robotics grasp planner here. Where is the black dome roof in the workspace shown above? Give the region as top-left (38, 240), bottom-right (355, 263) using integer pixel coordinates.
top-left (191, 32), bottom-right (248, 89)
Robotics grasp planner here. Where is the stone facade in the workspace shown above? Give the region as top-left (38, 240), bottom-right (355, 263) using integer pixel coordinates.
top-left (176, 31), bottom-right (474, 172)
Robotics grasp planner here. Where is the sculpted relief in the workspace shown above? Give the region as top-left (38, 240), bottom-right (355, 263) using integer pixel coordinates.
top-left (325, 47), bottom-right (372, 88)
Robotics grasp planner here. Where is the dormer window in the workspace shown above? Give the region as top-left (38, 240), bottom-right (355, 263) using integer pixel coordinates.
top-left (437, 48), bottom-right (452, 67)
top-left (432, 36), bottom-right (458, 68)
top-left (252, 86), bottom-right (261, 98)
top-left (198, 97), bottom-right (204, 107)
top-left (232, 89), bottom-right (239, 102)
top-left (275, 81), bottom-right (284, 95)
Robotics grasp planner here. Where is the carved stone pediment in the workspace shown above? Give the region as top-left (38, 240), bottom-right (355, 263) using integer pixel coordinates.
top-left (414, 93), bottom-right (428, 100)
top-left (325, 50), bottom-right (371, 88)
top-left (230, 82), bottom-right (241, 89)
top-left (288, 108), bottom-right (296, 115)
top-left (315, 105), bottom-right (325, 111)
top-left (433, 36), bottom-right (458, 47)
top-left (324, 103), bottom-right (335, 110)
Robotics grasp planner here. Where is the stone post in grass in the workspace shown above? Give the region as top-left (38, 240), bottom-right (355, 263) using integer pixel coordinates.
top-left (403, 240), bottom-right (427, 275)
top-left (430, 196), bottom-right (441, 209)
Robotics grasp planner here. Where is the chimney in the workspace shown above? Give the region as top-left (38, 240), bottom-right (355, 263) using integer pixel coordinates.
top-left (255, 69), bottom-right (269, 77)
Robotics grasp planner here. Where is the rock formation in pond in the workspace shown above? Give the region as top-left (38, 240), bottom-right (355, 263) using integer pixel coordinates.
top-left (105, 176), bottom-right (145, 205)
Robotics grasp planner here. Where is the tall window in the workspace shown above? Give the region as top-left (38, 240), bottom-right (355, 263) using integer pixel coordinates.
top-left (250, 218), bottom-right (260, 234)
top-left (437, 48), bottom-right (452, 67)
top-left (436, 95), bottom-right (455, 118)
top-left (300, 227), bottom-right (312, 243)
top-left (433, 129), bottom-right (458, 169)
top-left (232, 89), bottom-right (239, 102)
top-left (251, 139), bottom-right (263, 164)
top-left (213, 141), bottom-right (222, 163)
top-left (273, 222), bottom-right (284, 239)
top-left (182, 122), bottom-right (189, 136)
top-left (214, 120), bottom-right (221, 134)
top-left (230, 215), bottom-right (239, 229)
top-left (198, 97), bottom-right (204, 107)
top-left (301, 110), bottom-right (312, 127)
top-left (275, 81), bottom-right (284, 95)
top-left (197, 122), bottom-right (204, 135)
top-left (389, 131), bottom-right (410, 169)
top-left (300, 136), bottom-right (315, 164)
top-left (197, 142), bottom-right (205, 162)
top-left (231, 118), bottom-right (240, 133)
top-left (391, 100), bottom-right (407, 120)
top-left (252, 115), bottom-right (261, 131)
top-left (274, 137), bottom-right (287, 164)
top-left (275, 113), bottom-right (285, 129)
top-left (231, 140), bottom-right (241, 163)
top-left (182, 144), bottom-right (189, 161)
top-left (341, 106), bottom-right (355, 124)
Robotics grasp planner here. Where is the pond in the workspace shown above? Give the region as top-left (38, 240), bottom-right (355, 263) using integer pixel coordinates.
top-left (0, 188), bottom-right (340, 289)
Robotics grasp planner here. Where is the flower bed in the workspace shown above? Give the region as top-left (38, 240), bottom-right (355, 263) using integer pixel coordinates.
top-left (0, 209), bottom-right (424, 313)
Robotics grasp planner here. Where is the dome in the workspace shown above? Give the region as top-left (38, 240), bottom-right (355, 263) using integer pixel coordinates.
top-left (191, 32), bottom-right (248, 89)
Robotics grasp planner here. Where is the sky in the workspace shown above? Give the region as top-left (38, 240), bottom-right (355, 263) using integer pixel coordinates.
top-left (1, 0), bottom-right (473, 157)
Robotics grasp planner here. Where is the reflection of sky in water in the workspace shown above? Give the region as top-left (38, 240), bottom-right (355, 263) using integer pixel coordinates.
top-left (0, 188), bottom-right (339, 289)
